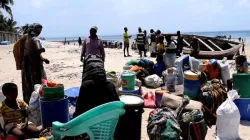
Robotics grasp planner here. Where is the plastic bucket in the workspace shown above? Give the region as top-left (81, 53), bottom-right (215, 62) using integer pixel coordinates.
top-left (234, 98), bottom-right (250, 121)
top-left (119, 86), bottom-right (139, 94)
top-left (42, 84), bottom-right (65, 101)
top-left (155, 90), bottom-right (168, 108)
top-left (40, 96), bottom-right (69, 128)
top-left (184, 71), bottom-right (200, 100)
top-left (233, 73), bottom-right (250, 98)
top-left (120, 72), bottom-right (135, 91)
top-left (115, 94), bottom-right (144, 140)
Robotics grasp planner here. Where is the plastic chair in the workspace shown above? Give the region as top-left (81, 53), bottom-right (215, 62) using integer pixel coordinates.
top-left (52, 101), bottom-right (125, 140)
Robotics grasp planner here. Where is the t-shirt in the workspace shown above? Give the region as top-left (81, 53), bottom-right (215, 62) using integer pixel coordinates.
top-left (150, 33), bottom-right (156, 43)
top-left (123, 32), bottom-right (129, 43)
top-left (136, 32), bottom-right (145, 45)
top-left (156, 43), bottom-right (165, 54)
top-left (0, 100), bottom-right (28, 124)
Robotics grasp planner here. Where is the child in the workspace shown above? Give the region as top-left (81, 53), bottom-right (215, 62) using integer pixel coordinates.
top-left (0, 83), bottom-right (39, 140)
top-left (156, 35), bottom-right (165, 56)
top-left (153, 55), bottom-right (166, 77)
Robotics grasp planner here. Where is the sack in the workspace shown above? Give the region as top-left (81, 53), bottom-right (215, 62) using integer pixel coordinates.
top-left (106, 71), bottom-right (120, 94)
top-left (13, 34), bottom-right (28, 70)
top-left (143, 92), bottom-right (156, 108)
top-left (161, 93), bottom-right (203, 111)
top-left (28, 84), bottom-right (42, 126)
top-left (216, 90), bottom-right (240, 140)
top-left (144, 74), bottom-right (163, 88)
top-left (218, 62), bottom-right (230, 86)
top-left (147, 108), bottom-right (181, 140)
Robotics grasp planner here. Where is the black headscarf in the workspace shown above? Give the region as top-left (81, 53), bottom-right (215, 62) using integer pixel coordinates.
top-left (29, 23), bottom-right (43, 37)
top-left (82, 56), bottom-right (106, 83)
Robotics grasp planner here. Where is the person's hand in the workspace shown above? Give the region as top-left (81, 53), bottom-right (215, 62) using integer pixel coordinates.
top-left (43, 59), bottom-right (50, 64)
top-left (39, 48), bottom-right (45, 53)
top-left (20, 122), bottom-right (28, 131)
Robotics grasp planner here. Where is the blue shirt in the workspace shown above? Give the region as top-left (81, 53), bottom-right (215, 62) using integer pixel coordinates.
top-left (153, 61), bottom-right (166, 77)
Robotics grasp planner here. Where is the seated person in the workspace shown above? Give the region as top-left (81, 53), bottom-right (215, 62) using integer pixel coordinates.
top-left (0, 83), bottom-right (39, 140)
top-left (145, 61), bottom-right (155, 75)
top-left (153, 55), bottom-right (166, 77)
top-left (73, 55), bottom-right (120, 118)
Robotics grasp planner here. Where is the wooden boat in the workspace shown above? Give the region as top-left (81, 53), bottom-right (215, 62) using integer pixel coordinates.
top-left (163, 34), bottom-right (242, 59)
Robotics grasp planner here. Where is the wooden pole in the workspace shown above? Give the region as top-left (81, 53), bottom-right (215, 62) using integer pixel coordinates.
top-left (197, 38), bottom-right (215, 51)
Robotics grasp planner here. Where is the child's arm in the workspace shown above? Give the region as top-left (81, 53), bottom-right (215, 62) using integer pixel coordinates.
top-left (0, 116), bottom-right (6, 138)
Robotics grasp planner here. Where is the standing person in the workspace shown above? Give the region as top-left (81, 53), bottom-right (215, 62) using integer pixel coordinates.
top-left (80, 26), bottom-right (105, 63)
top-left (64, 38), bottom-right (66, 45)
top-left (149, 29), bottom-right (156, 57)
top-left (155, 29), bottom-right (162, 45)
top-left (123, 27), bottom-right (132, 57)
top-left (78, 37), bottom-right (82, 47)
top-left (136, 27), bottom-right (146, 57)
top-left (176, 31), bottom-right (183, 57)
top-left (143, 30), bottom-right (149, 52)
top-left (242, 39), bottom-right (245, 54)
top-left (22, 23), bottom-right (49, 103)
top-left (164, 35), bottom-right (176, 68)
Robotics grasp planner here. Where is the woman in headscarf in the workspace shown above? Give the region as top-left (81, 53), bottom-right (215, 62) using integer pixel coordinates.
top-left (73, 55), bottom-right (120, 118)
top-left (22, 23), bottom-right (50, 103)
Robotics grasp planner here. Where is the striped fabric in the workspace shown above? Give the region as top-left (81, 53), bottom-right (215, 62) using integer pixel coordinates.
top-left (136, 32), bottom-right (145, 45)
top-left (0, 100), bottom-right (28, 124)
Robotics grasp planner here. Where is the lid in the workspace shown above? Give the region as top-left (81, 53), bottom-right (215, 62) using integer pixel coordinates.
top-left (184, 70), bottom-right (198, 76)
top-left (121, 71), bottom-right (135, 76)
top-left (209, 59), bottom-right (217, 65)
top-left (155, 90), bottom-right (169, 95)
top-left (119, 94), bottom-right (144, 105)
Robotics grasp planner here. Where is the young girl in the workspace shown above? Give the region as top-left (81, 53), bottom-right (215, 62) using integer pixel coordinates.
top-left (0, 83), bottom-right (39, 140)
top-left (156, 35), bottom-right (165, 56)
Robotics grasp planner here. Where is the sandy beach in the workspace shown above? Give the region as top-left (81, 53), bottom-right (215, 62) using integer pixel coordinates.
top-left (0, 42), bottom-right (250, 139)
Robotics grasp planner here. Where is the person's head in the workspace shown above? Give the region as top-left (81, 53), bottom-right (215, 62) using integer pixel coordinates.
top-left (177, 31), bottom-right (180, 36)
top-left (29, 23), bottom-right (43, 37)
top-left (156, 30), bottom-right (161, 35)
top-left (150, 29), bottom-right (154, 33)
top-left (138, 27), bottom-right (142, 33)
top-left (90, 26), bottom-right (98, 37)
top-left (82, 55), bottom-right (106, 83)
top-left (2, 83), bottom-right (18, 101)
top-left (158, 35), bottom-right (164, 44)
top-left (137, 60), bottom-right (145, 68)
top-left (156, 55), bottom-right (163, 62)
top-left (124, 27), bottom-right (128, 32)
top-left (143, 30), bottom-right (147, 35)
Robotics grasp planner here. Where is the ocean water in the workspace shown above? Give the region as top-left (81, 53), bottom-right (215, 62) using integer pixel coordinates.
top-left (46, 30), bottom-right (250, 45)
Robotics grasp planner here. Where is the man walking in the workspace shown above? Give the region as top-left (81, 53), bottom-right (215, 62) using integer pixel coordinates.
top-left (176, 30), bottom-right (183, 56)
top-left (123, 27), bottom-right (132, 57)
top-left (136, 27), bottom-right (146, 57)
top-left (80, 26), bottom-right (105, 62)
top-left (149, 29), bottom-right (156, 57)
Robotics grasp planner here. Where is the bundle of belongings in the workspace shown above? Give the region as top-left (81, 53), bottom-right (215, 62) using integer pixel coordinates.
top-left (147, 96), bottom-right (189, 140)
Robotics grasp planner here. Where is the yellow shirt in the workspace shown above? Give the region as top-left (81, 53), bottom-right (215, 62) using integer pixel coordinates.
top-left (0, 100), bottom-right (28, 124)
top-left (123, 32), bottom-right (129, 43)
top-left (157, 43), bottom-right (165, 54)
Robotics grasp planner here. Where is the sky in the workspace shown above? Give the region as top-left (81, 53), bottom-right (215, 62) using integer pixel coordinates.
top-left (5, 0), bottom-right (250, 37)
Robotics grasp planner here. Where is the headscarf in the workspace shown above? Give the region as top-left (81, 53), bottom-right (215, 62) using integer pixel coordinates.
top-left (29, 23), bottom-right (43, 37)
top-left (82, 55), bottom-right (106, 83)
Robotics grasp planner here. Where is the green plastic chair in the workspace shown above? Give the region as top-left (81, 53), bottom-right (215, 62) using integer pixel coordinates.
top-left (52, 101), bottom-right (125, 140)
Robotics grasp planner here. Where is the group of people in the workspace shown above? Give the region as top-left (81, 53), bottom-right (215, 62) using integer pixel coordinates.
top-left (123, 27), bottom-right (184, 70)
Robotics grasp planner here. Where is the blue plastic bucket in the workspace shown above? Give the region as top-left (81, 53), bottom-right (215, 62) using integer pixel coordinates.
top-left (119, 86), bottom-right (139, 94)
top-left (40, 96), bottom-right (69, 128)
top-left (234, 98), bottom-right (250, 121)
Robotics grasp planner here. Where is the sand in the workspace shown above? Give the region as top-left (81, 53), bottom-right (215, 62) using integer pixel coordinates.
top-left (0, 41), bottom-right (250, 139)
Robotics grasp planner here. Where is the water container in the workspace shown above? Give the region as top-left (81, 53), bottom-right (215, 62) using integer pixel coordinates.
top-left (40, 96), bottom-right (69, 128)
top-left (119, 86), bottom-right (139, 94)
top-left (121, 72), bottom-right (135, 91)
top-left (155, 90), bottom-right (168, 108)
top-left (233, 73), bottom-right (250, 98)
top-left (165, 70), bottom-right (176, 92)
top-left (174, 55), bottom-right (189, 85)
top-left (42, 84), bottom-right (65, 101)
top-left (184, 70), bottom-right (200, 100)
top-left (234, 98), bottom-right (250, 121)
top-left (218, 62), bottom-right (230, 86)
